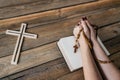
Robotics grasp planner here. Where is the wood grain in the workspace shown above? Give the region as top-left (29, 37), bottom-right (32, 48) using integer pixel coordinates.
top-left (0, 0), bottom-right (120, 33)
top-left (1, 51), bottom-right (120, 80)
top-left (98, 22), bottom-right (120, 41)
top-left (60, 0), bottom-right (120, 18)
top-left (0, 0), bottom-right (42, 8)
top-left (57, 70), bottom-right (84, 80)
top-left (56, 52), bottom-right (120, 80)
top-left (0, 0), bottom-right (95, 19)
top-left (1, 58), bottom-right (69, 80)
top-left (105, 35), bottom-right (120, 54)
top-left (0, 42), bottom-right (62, 78)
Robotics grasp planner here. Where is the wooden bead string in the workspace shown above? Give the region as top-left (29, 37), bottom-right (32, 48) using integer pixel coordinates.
top-left (73, 29), bottom-right (92, 53)
top-left (96, 58), bottom-right (113, 64)
top-left (73, 29), bottom-right (83, 53)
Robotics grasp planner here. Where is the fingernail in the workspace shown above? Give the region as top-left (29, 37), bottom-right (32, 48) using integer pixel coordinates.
top-left (82, 16), bottom-right (87, 20)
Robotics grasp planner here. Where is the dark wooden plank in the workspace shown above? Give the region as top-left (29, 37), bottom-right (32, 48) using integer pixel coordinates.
top-left (56, 52), bottom-right (120, 80)
top-left (57, 69), bottom-right (84, 80)
top-left (0, 0), bottom-right (40, 8)
top-left (1, 58), bottom-right (69, 80)
top-left (2, 50), bottom-right (120, 80)
top-left (109, 52), bottom-right (120, 69)
top-left (0, 0), bottom-right (120, 33)
top-left (0, 42), bottom-right (63, 78)
top-left (104, 35), bottom-right (120, 54)
top-left (0, 0), bottom-right (95, 19)
top-left (98, 22), bottom-right (120, 41)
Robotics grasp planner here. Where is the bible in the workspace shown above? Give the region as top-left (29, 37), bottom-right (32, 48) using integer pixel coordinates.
top-left (57, 36), bottom-right (110, 71)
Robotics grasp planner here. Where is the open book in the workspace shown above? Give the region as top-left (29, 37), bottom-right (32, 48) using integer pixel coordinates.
top-left (57, 36), bottom-right (110, 72)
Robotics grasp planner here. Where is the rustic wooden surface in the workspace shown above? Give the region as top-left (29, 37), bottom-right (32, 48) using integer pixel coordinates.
top-left (0, 0), bottom-right (120, 80)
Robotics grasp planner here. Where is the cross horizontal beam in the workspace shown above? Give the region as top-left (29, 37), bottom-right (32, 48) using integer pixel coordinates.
top-left (6, 23), bottom-right (37, 65)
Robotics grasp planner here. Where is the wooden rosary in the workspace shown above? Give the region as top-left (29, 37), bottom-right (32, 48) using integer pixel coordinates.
top-left (73, 29), bottom-right (92, 53)
top-left (73, 27), bottom-right (113, 64)
top-left (73, 29), bottom-right (82, 53)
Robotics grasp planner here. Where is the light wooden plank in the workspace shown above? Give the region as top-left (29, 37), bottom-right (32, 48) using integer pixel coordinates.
top-left (0, 0), bottom-right (120, 33)
top-left (0, 0), bottom-right (95, 19)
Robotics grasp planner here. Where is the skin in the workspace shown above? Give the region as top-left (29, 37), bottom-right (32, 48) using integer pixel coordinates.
top-left (85, 19), bottom-right (120, 80)
top-left (73, 20), bottom-right (103, 80)
top-left (73, 18), bottom-right (120, 80)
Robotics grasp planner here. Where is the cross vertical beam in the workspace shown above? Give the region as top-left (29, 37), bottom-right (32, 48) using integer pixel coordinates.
top-left (6, 23), bottom-right (37, 65)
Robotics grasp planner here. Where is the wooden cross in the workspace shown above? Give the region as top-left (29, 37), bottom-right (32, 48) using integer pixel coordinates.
top-left (6, 23), bottom-right (37, 65)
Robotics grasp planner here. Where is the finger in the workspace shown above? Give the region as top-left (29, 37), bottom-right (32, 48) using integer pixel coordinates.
top-left (81, 19), bottom-right (91, 39)
top-left (73, 26), bottom-right (79, 37)
top-left (85, 20), bottom-right (98, 37)
top-left (78, 23), bottom-right (83, 30)
top-left (85, 20), bottom-right (94, 31)
top-left (81, 19), bottom-right (89, 32)
top-left (73, 25), bottom-right (83, 38)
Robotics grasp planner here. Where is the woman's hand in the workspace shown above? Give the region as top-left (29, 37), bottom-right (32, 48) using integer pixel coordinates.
top-left (73, 17), bottom-right (98, 45)
top-left (73, 18), bottom-right (91, 44)
top-left (84, 19), bottom-right (98, 42)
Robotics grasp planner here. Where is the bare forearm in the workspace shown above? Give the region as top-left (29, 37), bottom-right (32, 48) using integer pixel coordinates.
top-left (93, 39), bottom-right (120, 80)
top-left (79, 37), bottom-right (102, 80)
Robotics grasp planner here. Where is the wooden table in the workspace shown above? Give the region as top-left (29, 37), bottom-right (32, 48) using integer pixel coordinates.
top-left (0, 0), bottom-right (120, 80)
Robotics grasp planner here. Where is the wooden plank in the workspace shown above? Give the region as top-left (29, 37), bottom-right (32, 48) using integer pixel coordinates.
top-left (0, 32), bottom-right (120, 78)
top-left (0, 9), bottom-right (60, 34)
top-left (0, 0), bottom-right (95, 8)
top-left (0, 42), bottom-right (63, 78)
top-left (0, 0), bottom-right (95, 19)
top-left (0, 0), bottom-right (48, 8)
top-left (0, 0), bottom-right (120, 33)
top-left (98, 22), bottom-right (120, 41)
top-left (1, 58), bottom-right (69, 80)
top-left (0, 0), bottom-right (40, 8)
top-left (2, 49), bottom-right (120, 80)
top-left (57, 70), bottom-right (84, 80)
top-left (56, 52), bottom-right (120, 80)
top-left (109, 52), bottom-right (120, 69)
top-left (104, 35), bottom-right (120, 54)
top-left (57, 72), bottom-right (84, 80)
top-left (60, 0), bottom-right (120, 18)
